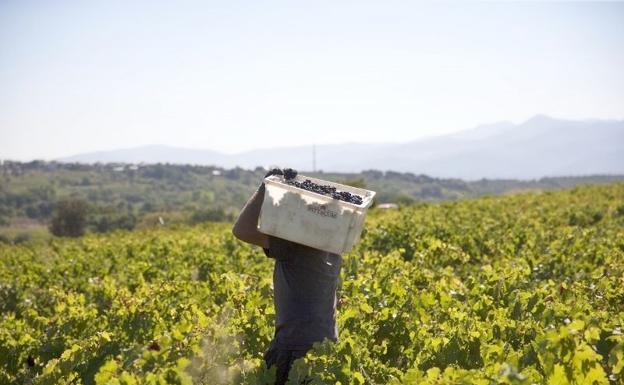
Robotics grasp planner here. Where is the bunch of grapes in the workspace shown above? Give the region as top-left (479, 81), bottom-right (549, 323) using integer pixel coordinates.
top-left (266, 167), bottom-right (364, 204)
top-left (286, 178), bottom-right (364, 205)
top-left (283, 168), bottom-right (298, 180)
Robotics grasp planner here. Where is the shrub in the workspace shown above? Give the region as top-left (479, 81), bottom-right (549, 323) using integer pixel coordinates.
top-left (13, 232), bottom-right (31, 244)
top-left (190, 207), bottom-right (231, 224)
top-left (49, 199), bottom-right (88, 237)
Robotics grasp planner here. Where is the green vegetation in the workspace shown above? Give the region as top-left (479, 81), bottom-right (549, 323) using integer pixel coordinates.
top-left (1, 183), bottom-right (623, 384)
top-left (49, 199), bottom-right (89, 237)
top-left (2, 160), bottom-right (623, 242)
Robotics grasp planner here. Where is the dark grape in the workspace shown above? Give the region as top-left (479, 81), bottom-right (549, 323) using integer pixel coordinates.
top-left (283, 168), bottom-right (298, 180)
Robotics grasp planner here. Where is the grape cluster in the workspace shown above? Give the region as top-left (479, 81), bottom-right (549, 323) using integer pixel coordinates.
top-left (283, 168), bottom-right (298, 180)
top-left (285, 178), bottom-right (364, 205)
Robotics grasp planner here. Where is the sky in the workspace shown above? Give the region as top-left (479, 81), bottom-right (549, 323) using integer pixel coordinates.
top-left (1, 1), bottom-right (623, 161)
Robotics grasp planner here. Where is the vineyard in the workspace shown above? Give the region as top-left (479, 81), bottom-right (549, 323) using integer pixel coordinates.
top-left (1, 183), bottom-right (623, 385)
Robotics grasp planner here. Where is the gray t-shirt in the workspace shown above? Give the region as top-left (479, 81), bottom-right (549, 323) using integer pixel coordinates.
top-left (263, 235), bottom-right (342, 350)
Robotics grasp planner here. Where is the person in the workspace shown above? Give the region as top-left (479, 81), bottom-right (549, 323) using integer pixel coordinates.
top-left (232, 168), bottom-right (342, 385)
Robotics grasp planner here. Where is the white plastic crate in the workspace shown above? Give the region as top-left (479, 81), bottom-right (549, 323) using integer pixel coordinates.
top-left (258, 174), bottom-right (376, 254)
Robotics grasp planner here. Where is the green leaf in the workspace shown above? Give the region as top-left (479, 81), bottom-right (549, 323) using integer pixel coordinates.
top-left (353, 372), bottom-right (365, 384)
top-left (548, 364), bottom-right (570, 385)
top-left (359, 303), bottom-right (373, 314)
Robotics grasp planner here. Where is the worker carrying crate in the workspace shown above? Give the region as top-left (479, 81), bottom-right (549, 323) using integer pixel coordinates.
top-left (232, 167), bottom-right (375, 385)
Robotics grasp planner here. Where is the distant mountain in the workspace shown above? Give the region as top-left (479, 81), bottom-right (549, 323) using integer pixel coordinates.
top-left (59, 115), bottom-right (624, 180)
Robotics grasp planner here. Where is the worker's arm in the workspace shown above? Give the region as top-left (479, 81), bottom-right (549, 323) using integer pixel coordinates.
top-left (232, 183), bottom-right (269, 248)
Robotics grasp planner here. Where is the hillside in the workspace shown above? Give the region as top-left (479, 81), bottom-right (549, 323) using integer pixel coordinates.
top-left (2, 161), bottom-right (623, 241)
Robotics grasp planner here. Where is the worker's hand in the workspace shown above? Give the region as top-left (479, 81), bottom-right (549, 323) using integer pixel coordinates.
top-left (264, 168), bottom-right (284, 178)
top-left (264, 168), bottom-right (298, 181)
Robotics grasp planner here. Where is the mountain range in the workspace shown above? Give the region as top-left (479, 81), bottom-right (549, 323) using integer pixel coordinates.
top-left (60, 115), bottom-right (624, 180)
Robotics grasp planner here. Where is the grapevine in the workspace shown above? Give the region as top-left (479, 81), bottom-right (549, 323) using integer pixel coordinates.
top-left (0, 183), bottom-right (623, 384)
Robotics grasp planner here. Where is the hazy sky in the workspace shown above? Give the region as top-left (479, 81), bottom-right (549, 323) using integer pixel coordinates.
top-left (1, 1), bottom-right (623, 160)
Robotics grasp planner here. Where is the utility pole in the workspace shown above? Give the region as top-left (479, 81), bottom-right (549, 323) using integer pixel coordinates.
top-left (312, 144), bottom-right (316, 173)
